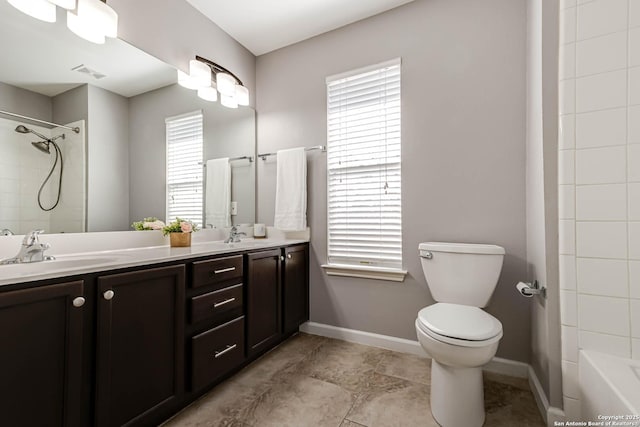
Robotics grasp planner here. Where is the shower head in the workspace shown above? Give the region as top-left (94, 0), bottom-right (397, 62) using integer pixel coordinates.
top-left (31, 141), bottom-right (50, 154)
top-left (14, 124), bottom-right (50, 141)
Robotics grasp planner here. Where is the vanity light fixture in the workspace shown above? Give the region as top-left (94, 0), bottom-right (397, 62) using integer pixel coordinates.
top-left (197, 86), bottom-right (218, 102)
top-left (7, 0), bottom-right (56, 23)
top-left (8, 0), bottom-right (118, 44)
top-left (216, 72), bottom-right (236, 96)
top-left (67, 0), bottom-right (118, 44)
top-left (220, 94), bottom-right (238, 109)
top-left (177, 56), bottom-right (250, 108)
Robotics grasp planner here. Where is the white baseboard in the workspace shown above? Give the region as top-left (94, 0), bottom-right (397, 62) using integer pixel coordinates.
top-left (300, 321), bottom-right (426, 357)
top-left (528, 365), bottom-right (565, 426)
top-left (485, 356), bottom-right (529, 378)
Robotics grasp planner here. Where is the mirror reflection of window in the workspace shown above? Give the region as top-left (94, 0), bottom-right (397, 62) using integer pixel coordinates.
top-left (165, 110), bottom-right (204, 227)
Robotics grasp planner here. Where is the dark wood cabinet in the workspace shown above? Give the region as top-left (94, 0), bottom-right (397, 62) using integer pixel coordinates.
top-left (191, 316), bottom-right (245, 390)
top-left (246, 248), bottom-right (282, 357)
top-left (95, 265), bottom-right (185, 427)
top-left (0, 280), bottom-right (85, 427)
top-left (1, 242), bottom-right (308, 427)
top-left (283, 244), bottom-right (309, 335)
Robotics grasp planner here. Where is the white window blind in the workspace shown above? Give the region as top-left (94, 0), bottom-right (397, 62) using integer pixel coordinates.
top-left (326, 58), bottom-right (402, 270)
top-left (166, 110), bottom-right (203, 226)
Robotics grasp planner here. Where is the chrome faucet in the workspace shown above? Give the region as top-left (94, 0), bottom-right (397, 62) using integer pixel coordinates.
top-left (224, 226), bottom-right (246, 244)
top-left (0, 229), bottom-right (55, 265)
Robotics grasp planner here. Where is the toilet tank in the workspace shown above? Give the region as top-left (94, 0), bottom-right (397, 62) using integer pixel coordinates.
top-left (419, 242), bottom-right (505, 307)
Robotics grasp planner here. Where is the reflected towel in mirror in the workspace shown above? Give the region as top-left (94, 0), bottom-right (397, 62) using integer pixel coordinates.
top-left (205, 158), bottom-right (231, 228)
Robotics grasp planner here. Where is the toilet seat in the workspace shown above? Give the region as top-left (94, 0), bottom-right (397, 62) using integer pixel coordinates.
top-left (417, 303), bottom-right (503, 348)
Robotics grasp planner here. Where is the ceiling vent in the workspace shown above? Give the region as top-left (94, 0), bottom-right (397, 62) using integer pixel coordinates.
top-left (71, 64), bottom-right (107, 80)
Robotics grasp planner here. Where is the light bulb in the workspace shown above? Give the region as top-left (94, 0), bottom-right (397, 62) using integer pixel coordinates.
top-left (216, 72), bottom-right (236, 96)
top-left (67, 10), bottom-right (105, 44)
top-left (221, 94), bottom-right (238, 109)
top-left (177, 70), bottom-right (199, 90)
top-left (235, 85), bottom-right (249, 106)
top-left (8, 0), bottom-right (56, 22)
top-left (189, 60), bottom-right (211, 88)
top-left (197, 87), bottom-right (218, 102)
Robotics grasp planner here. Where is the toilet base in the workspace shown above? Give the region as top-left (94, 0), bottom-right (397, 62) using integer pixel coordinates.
top-left (430, 360), bottom-right (485, 427)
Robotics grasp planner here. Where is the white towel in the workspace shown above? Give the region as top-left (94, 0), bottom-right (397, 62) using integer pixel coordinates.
top-left (274, 147), bottom-right (307, 231)
top-left (205, 158), bottom-right (231, 228)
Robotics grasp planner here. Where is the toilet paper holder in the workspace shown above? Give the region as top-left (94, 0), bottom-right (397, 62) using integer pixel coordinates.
top-left (516, 280), bottom-right (546, 299)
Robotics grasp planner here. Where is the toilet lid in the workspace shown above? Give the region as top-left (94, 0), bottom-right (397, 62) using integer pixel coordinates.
top-left (417, 303), bottom-right (502, 341)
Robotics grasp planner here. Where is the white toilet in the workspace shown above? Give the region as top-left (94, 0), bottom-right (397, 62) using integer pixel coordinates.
top-left (415, 242), bottom-right (505, 427)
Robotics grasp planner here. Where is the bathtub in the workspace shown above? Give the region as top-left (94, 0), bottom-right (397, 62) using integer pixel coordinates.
top-left (579, 350), bottom-right (640, 422)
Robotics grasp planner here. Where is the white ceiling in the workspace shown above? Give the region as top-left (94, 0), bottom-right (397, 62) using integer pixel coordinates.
top-left (0, 2), bottom-right (176, 97)
top-left (185, 0), bottom-right (417, 56)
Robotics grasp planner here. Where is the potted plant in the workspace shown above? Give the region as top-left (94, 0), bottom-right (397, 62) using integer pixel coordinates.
top-left (163, 218), bottom-right (198, 247)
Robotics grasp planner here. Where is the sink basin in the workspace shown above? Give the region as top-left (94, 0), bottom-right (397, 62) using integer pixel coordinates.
top-left (193, 239), bottom-right (284, 251)
top-left (0, 254), bottom-right (128, 276)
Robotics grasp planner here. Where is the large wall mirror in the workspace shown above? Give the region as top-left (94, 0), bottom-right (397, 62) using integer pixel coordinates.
top-left (0, 2), bottom-right (256, 235)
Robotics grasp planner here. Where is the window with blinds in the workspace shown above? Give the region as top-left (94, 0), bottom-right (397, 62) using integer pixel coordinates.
top-left (166, 110), bottom-right (204, 226)
top-left (326, 58), bottom-right (402, 270)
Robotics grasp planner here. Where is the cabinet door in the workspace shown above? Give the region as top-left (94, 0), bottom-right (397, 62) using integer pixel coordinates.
top-left (0, 281), bottom-right (85, 427)
top-left (283, 244), bottom-right (309, 335)
top-left (95, 265), bottom-right (185, 427)
top-left (246, 249), bottom-right (281, 357)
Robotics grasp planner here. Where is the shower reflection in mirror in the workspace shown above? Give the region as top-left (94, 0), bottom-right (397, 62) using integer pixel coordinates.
top-left (0, 117), bottom-right (86, 234)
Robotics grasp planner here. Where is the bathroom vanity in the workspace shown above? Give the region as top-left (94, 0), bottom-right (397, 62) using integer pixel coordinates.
top-left (0, 240), bottom-right (309, 427)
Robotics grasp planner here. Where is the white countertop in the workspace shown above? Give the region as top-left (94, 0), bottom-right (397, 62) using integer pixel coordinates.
top-left (0, 237), bottom-right (308, 287)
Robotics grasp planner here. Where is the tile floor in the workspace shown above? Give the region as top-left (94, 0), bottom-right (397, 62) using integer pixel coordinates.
top-left (163, 333), bottom-right (545, 427)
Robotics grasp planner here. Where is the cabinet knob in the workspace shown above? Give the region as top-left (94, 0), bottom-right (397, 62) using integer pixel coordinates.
top-left (287, 253), bottom-right (292, 259)
top-left (280, 256), bottom-right (285, 261)
top-left (72, 296), bottom-right (85, 307)
top-left (103, 290), bottom-right (115, 300)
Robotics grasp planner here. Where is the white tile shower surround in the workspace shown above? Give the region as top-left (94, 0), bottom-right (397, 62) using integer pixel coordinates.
top-left (630, 107), bottom-right (640, 142)
top-left (559, 185), bottom-right (575, 219)
top-left (576, 108), bottom-right (626, 148)
top-left (576, 184), bottom-right (626, 221)
top-left (560, 254), bottom-right (577, 290)
top-left (559, 0), bottom-right (640, 418)
top-left (559, 115), bottom-right (576, 149)
top-left (576, 31), bottom-right (627, 77)
top-left (562, 325), bottom-right (579, 363)
top-left (576, 258), bottom-right (628, 297)
top-left (577, 294), bottom-right (630, 336)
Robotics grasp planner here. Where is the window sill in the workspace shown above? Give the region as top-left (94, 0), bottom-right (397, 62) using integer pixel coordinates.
top-left (321, 264), bottom-right (407, 282)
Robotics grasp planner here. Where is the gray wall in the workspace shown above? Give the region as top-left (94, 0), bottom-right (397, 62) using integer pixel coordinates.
top-left (128, 83), bottom-right (255, 225)
top-left (0, 81), bottom-right (51, 121)
top-left (86, 85), bottom-right (130, 232)
top-left (256, 0), bottom-right (531, 361)
top-left (110, 0), bottom-right (256, 108)
top-left (526, 0), bottom-right (562, 410)
top-left (52, 85), bottom-right (88, 127)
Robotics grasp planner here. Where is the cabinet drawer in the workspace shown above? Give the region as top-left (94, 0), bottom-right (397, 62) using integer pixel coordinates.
top-left (192, 255), bottom-right (243, 289)
top-left (191, 316), bottom-right (245, 391)
top-left (190, 284), bottom-right (243, 325)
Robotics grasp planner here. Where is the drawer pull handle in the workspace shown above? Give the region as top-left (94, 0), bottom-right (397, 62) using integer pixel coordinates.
top-left (213, 266), bottom-right (236, 274)
top-left (214, 344), bottom-right (237, 358)
top-left (213, 297), bottom-right (236, 308)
